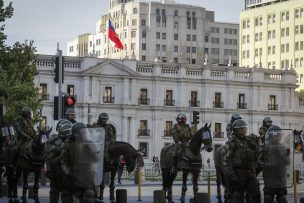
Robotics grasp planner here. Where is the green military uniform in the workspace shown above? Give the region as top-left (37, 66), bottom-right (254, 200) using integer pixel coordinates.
top-left (222, 119), bottom-right (261, 203)
top-left (171, 123), bottom-right (193, 171)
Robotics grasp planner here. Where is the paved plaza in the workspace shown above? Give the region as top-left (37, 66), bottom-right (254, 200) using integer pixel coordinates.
top-left (0, 180), bottom-right (304, 203)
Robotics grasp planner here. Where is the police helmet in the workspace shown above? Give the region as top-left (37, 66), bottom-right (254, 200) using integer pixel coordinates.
top-left (72, 122), bottom-right (87, 135)
top-left (65, 108), bottom-right (76, 116)
top-left (58, 122), bottom-right (73, 137)
top-left (176, 113), bottom-right (187, 122)
top-left (230, 112), bottom-right (242, 123)
top-left (232, 119), bottom-right (247, 129)
top-left (263, 117), bottom-right (272, 124)
top-left (99, 112), bottom-right (109, 120)
top-left (267, 125), bottom-right (282, 139)
top-left (56, 119), bottom-right (70, 132)
top-left (20, 107), bottom-right (33, 118)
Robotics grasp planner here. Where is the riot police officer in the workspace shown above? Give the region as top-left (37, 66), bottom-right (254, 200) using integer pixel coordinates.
top-left (259, 117), bottom-right (273, 144)
top-left (60, 122), bottom-right (99, 203)
top-left (222, 119), bottom-right (261, 203)
top-left (9, 107), bottom-right (36, 166)
top-left (65, 108), bottom-right (77, 124)
top-left (46, 119), bottom-right (73, 203)
top-left (95, 112), bottom-right (116, 202)
top-left (226, 112), bottom-right (242, 139)
top-left (171, 113), bottom-right (194, 173)
top-left (259, 125), bottom-right (289, 203)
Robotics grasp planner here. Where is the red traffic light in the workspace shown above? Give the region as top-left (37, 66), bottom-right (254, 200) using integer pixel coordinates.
top-left (65, 96), bottom-right (76, 106)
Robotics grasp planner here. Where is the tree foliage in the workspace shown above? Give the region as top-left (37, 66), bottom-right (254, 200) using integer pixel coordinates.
top-left (0, 0), bottom-right (42, 125)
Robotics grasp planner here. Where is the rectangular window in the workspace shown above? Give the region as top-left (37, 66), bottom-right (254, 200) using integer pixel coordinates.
top-left (103, 86), bottom-right (114, 103)
top-left (174, 45), bottom-right (178, 52)
top-left (165, 121), bottom-right (173, 137)
top-left (190, 91), bottom-right (198, 107)
top-left (156, 44), bottom-right (160, 51)
top-left (67, 85), bottom-right (75, 96)
top-left (162, 33), bottom-right (166, 39)
top-left (141, 55), bottom-right (146, 61)
top-left (139, 120), bottom-right (149, 136)
top-left (205, 36), bottom-right (209, 43)
top-left (142, 31), bottom-right (146, 38)
top-left (132, 19), bottom-right (137, 26)
top-left (142, 43), bottom-right (146, 50)
top-left (214, 123), bottom-right (223, 138)
top-left (131, 31), bottom-right (136, 38)
top-left (174, 21), bottom-right (178, 28)
top-left (186, 34), bottom-right (191, 41)
top-left (156, 32), bottom-right (160, 39)
top-left (214, 92), bottom-right (222, 108)
top-left (162, 44), bottom-right (166, 51)
top-left (269, 95), bottom-right (277, 110)
top-left (174, 33), bottom-right (178, 40)
top-left (39, 83), bottom-right (48, 100)
top-left (141, 19), bottom-right (146, 26)
top-left (192, 47), bottom-right (196, 53)
top-left (165, 90), bottom-right (174, 106)
top-left (139, 142), bottom-right (148, 158)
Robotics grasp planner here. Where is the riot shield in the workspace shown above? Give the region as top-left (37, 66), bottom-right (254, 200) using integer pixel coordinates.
top-left (263, 129), bottom-right (293, 188)
top-left (70, 127), bottom-right (105, 188)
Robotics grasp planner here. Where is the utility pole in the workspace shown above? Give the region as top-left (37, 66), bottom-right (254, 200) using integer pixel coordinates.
top-left (57, 43), bottom-right (63, 119)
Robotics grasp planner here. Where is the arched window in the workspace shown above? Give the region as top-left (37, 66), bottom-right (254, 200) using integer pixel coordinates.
top-left (133, 7), bottom-right (138, 14)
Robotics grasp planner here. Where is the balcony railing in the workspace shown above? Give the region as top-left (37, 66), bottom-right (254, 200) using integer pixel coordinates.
top-left (268, 104), bottom-right (278, 110)
top-left (213, 102), bottom-right (224, 108)
top-left (213, 132), bottom-right (224, 138)
top-left (138, 98), bottom-right (150, 105)
top-left (38, 93), bottom-right (50, 100)
top-left (237, 103), bottom-right (247, 109)
top-left (138, 129), bottom-right (150, 137)
top-left (189, 100), bottom-right (200, 107)
top-left (164, 130), bottom-right (172, 137)
top-left (164, 99), bottom-right (175, 106)
top-left (103, 96), bottom-right (115, 103)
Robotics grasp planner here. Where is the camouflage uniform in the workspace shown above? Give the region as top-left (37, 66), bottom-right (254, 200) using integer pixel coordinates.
top-left (9, 108), bottom-right (36, 166)
top-left (222, 119), bottom-right (260, 203)
top-left (46, 119), bottom-right (74, 203)
top-left (171, 116), bottom-right (194, 172)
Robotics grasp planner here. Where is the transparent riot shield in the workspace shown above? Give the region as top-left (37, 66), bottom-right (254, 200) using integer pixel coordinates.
top-left (263, 129), bottom-right (293, 188)
top-left (71, 127), bottom-right (105, 188)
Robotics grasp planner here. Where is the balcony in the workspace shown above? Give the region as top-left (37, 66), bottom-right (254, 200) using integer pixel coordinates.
top-left (138, 129), bottom-right (150, 137)
top-left (103, 96), bottom-right (115, 103)
top-left (268, 104), bottom-right (278, 110)
top-left (213, 102), bottom-right (224, 108)
top-left (213, 132), bottom-right (224, 138)
top-left (189, 100), bottom-right (200, 107)
top-left (164, 99), bottom-right (175, 106)
top-left (163, 130), bottom-right (172, 137)
top-left (138, 97), bottom-right (150, 105)
top-left (237, 103), bottom-right (247, 109)
top-left (38, 93), bottom-right (50, 100)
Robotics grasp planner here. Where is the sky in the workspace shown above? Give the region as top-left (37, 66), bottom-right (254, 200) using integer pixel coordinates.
top-left (3, 0), bottom-right (244, 55)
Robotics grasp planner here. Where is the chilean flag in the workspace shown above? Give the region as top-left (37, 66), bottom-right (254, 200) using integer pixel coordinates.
top-left (108, 19), bottom-right (124, 50)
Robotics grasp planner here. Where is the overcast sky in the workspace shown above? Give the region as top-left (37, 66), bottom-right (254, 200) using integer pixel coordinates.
top-left (3, 0), bottom-right (244, 55)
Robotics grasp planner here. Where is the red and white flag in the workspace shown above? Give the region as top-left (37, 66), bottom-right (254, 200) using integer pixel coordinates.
top-left (108, 19), bottom-right (123, 49)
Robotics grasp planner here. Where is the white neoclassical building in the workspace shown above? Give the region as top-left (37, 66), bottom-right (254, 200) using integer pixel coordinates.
top-left (35, 54), bottom-right (304, 164)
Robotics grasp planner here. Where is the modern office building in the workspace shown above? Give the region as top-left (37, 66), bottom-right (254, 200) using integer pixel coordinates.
top-left (240, 0), bottom-right (304, 89)
top-left (35, 54), bottom-right (304, 165)
top-left (67, 0), bottom-right (239, 66)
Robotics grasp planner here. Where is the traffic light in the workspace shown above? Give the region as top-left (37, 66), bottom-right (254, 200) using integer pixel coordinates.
top-left (53, 94), bottom-right (76, 120)
top-left (63, 95), bottom-right (76, 113)
top-left (192, 111), bottom-right (200, 125)
top-left (54, 56), bottom-right (64, 83)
